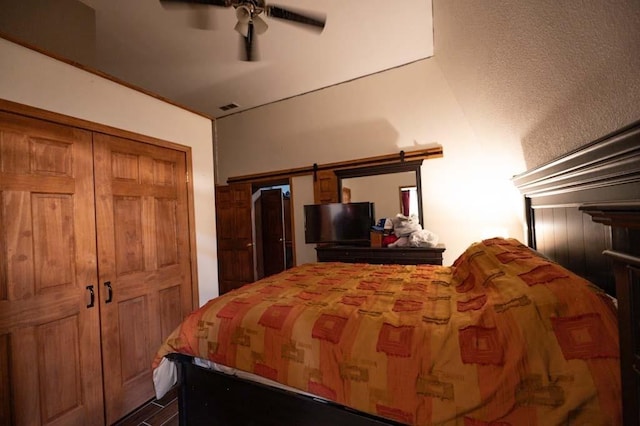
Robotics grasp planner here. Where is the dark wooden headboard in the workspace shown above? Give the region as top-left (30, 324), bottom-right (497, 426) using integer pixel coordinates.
top-left (513, 120), bottom-right (640, 297)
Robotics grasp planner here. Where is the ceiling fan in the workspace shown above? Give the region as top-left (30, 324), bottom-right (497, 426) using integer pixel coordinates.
top-left (160, 0), bottom-right (327, 61)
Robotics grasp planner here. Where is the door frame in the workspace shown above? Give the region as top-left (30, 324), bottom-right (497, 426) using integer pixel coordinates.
top-left (216, 176), bottom-right (296, 291)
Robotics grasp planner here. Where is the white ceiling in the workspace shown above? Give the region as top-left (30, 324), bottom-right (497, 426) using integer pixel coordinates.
top-left (0, 0), bottom-right (433, 119)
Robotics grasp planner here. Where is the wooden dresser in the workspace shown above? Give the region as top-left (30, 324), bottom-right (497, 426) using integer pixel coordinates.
top-left (315, 245), bottom-right (445, 265)
top-left (582, 202), bottom-right (640, 426)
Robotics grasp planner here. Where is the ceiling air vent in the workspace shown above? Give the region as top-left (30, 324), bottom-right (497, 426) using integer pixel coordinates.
top-left (219, 102), bottom-right (239, 112)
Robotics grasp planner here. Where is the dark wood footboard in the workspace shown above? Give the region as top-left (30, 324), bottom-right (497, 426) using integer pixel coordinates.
top-left (166, 353), bottom-right (404, 426)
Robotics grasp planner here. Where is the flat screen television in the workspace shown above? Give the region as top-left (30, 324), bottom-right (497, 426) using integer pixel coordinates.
top-left (304, 202), bottom-right (375, 244)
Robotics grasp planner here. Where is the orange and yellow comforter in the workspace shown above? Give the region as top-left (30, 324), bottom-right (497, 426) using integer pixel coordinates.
top-left (153, 238), bottom-right (621, 425)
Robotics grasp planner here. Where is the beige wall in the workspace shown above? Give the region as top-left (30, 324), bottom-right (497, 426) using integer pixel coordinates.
top-left (434, 0), bottom-right (640, 170)
top-left (216, 1), bottom-right (640, 264)
top-left (0, 38), bottom-right (219, 304)
top-left (217, 59), bottom-right (524, 264)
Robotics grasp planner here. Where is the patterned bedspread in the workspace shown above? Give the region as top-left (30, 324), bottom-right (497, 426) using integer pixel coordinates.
top-left (153, 238), bottom-right (621, 425)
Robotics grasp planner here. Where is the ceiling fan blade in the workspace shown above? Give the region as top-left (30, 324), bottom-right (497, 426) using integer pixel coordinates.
top-left (161, 0), bottom-right (228, 30)
top-left (160, 0), bottom-right (230, 7)
top-left (266, 5), bottom-right (326, 32)
top-left (188, 5), bottom-right (215, 30)
top-left (241, 21), bottom-right (259, 62)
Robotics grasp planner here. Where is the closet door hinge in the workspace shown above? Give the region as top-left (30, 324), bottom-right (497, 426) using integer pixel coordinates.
top-left (186, 171), bottom-right (190, 183)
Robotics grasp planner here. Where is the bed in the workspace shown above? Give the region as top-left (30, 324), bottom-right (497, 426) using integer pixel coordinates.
top-left (153, 120), bottom-right (639, 425)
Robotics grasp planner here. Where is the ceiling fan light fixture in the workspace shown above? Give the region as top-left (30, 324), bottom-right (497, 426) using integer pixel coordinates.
top-left (234, 21), bottom-right (249, 37)
top-left (252, 15), bottom-right (268, 35)
top-left (234, 5), bottom-right (266, 38)
top-left (235, 5), bottom-right (252, 24)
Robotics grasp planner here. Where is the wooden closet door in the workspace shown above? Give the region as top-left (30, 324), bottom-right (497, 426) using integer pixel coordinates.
top-left (93, 133), bottom-right (193, 424)
top-left (0, 111), bottom-right (104, 425)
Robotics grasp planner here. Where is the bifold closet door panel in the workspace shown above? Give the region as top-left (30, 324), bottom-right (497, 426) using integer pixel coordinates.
top-left (93, 133), bottom-right (194, 424)
top-left (0, 111), bottom-right (104, 426)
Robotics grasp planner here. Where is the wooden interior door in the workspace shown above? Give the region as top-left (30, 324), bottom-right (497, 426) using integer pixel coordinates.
top-left (215, 184), bottom-right (254, 294)
top-left (93, 133), bottom-right (193, 424)
top-left (260, 189), bottom-right (286, 277)
top-left (0, 111), bottom-right (104, 425)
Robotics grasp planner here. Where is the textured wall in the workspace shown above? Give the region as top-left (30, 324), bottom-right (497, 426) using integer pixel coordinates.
top-left (433, 0), bottom-right (640, 169)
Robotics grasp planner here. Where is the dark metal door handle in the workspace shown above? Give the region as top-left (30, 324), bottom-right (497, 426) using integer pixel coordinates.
top-left (104, 281), bottom-right (113, 304)
top-left (86, 285), bottom-right (95, 308)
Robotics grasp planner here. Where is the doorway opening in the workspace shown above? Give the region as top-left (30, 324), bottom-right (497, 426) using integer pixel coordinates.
top-left (252, 180), bottom-right (294, 280)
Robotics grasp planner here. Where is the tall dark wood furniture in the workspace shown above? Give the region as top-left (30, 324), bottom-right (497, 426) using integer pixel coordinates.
top-left (316, 245), bottom-right (445, 265)
top-left (581, 202), bottom-right (640, 426)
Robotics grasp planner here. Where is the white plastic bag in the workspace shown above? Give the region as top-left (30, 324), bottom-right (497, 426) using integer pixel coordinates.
top-left (408, 229), bottom-right (439, 247)
top-left (388, 236), bottom-right (410, 248)
top-left (392, 213), bottom-right (422, 237)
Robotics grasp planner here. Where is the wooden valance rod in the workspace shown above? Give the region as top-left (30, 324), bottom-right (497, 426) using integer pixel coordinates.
top-left (227, 146), bottom-right (443, 184)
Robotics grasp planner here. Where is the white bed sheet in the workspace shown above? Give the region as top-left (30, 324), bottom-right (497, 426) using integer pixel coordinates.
top-left (153, 355), bottom-right (325, 402)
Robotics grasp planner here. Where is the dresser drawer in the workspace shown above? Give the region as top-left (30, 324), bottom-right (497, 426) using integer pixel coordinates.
top-left (315, 245), bottom-right (445, 265)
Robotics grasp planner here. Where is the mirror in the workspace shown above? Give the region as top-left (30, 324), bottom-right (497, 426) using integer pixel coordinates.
top-left (336, 160), bottom-right (424, 225)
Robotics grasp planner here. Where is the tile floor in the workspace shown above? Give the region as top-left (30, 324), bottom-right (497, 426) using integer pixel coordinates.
top-left (113, 387), bottom-right (178, 426)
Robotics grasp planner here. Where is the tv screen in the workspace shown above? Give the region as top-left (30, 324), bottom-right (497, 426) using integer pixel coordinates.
top-left (304, 202), bottom-right (375, 244)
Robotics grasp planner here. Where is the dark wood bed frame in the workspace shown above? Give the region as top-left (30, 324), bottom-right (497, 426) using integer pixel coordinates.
top-left (169, 120), bottom-right (640, 425)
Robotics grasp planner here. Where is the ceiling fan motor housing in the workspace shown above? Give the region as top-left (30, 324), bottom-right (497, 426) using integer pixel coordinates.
top-left (161, 0), bottom-right (326, 61)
